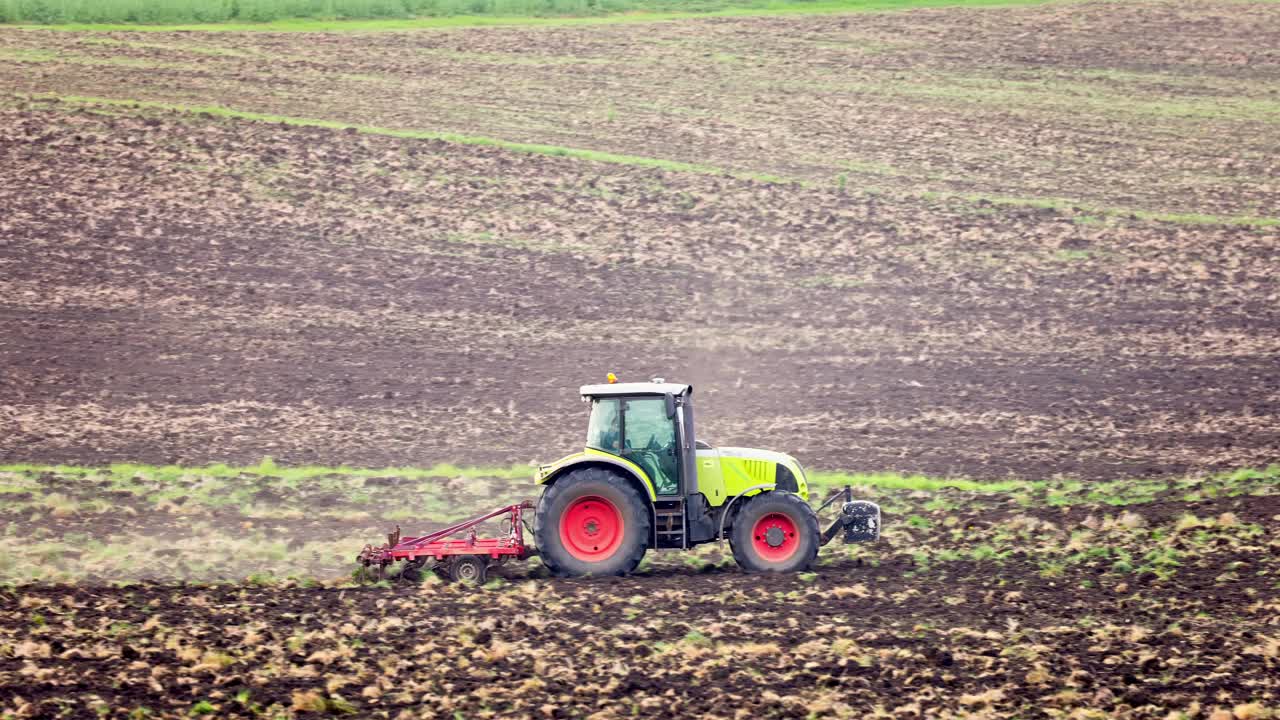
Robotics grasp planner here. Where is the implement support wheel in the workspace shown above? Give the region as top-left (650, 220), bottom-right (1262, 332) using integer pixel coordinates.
top-left (535, 467), bottom-right (650, 577)
top-left (450, 556), bottom-right (488, 585)
top-left (729, 492), bottom-right (819, 573)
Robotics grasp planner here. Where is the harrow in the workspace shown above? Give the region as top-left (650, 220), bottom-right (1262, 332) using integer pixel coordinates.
top-left (355, 501), bottom-right (535, 585)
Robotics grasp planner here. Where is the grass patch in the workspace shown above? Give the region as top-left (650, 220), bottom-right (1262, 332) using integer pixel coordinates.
top-left (6, 460), bottom-right (1277, 497)
top-left (808, 464), bottom-right (1279, 502)
top-left (808, 469), bottom-right (1035, 493)
top-left (0, 0), bottom-right (1073, 30)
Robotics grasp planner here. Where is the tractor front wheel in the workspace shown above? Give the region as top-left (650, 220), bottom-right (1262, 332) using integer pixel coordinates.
top-left (729, 492), bottom-right (819, 573)
top-left (535, 467), bottom-right (650, 577)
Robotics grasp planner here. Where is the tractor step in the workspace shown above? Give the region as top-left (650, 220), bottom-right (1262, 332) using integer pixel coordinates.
top-left (654, 501), bottom-right (686, 548)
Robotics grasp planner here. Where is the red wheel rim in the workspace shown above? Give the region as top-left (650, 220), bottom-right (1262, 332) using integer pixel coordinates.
top-left (560, 495), bottom-right (625, 562)
top-left (752, 512), bottom-right (799, 562)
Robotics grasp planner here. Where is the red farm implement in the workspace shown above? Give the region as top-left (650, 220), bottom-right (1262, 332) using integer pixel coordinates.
top-left (355, 501), bottom-right (535, 585)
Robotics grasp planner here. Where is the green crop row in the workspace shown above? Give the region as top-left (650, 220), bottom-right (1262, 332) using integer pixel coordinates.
top-left (0, 0), bottom-right (1060, 25)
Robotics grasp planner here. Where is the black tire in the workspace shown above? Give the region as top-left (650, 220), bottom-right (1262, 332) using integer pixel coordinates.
top-left (729, 492), bottom-right (819, 573)
top-left (449, 556), bottom-right (487, 585)
top-left (398, 558), bottom-right (427, 583)
top-left (534, 466), bottom-right (650, 577)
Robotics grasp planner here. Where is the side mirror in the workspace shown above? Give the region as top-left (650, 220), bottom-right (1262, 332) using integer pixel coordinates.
top-left (664, 393), bottom-right (677, 419)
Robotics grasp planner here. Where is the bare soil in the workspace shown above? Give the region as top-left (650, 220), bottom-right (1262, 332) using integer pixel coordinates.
top-left (2, 1), bottom-right (1279, 216)
top-left (3, 472), bottom-right (1279, 718)
top-left (0, 96), bottom-right (1277, 479)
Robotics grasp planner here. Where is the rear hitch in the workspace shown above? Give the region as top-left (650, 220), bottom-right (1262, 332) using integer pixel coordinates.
top-left (815, 486), bottom-right (881, 547)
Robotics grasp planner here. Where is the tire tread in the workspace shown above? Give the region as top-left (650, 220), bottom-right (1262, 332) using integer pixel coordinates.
top-left (535, 466), bottom-right (650, 577)
top-left (728, 491), bottom-right (819, 573)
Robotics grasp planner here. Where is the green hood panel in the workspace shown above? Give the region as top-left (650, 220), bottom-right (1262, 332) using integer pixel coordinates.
top-left (698, 446), bottom-right (809, 506)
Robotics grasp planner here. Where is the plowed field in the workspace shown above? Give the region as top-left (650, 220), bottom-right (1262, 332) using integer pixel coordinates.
top-left (2, 464), bottom-right (1279, 718)
top-left (4, 12), bottom-right (1280, 478)
top-left (2, 0), bottom-right (1280, 717)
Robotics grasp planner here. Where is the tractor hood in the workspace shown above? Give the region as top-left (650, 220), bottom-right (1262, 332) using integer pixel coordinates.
top-left (716, 446), bottom-right (798, 466)
top-left (712, 446), bottom-right (809, 500)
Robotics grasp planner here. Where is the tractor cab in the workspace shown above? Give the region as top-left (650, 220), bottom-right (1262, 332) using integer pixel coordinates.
top-left (580, 378), bottom-right (693, 498)
top-left (530, 377), bottom-right (881, 577)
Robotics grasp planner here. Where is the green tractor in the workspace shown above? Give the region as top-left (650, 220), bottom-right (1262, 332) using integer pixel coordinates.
top-left (534, 377), bottom-right (880, 576)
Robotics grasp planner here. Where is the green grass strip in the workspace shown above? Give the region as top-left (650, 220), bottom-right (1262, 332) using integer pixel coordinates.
top-left (2, 460), bottom-right (1276, 493)
top-left (44, 94), bottom-right (789, 183)
top-left (7, 0), bottom-right (1073, 32)
top-left (807, 470), bottom-right (1036, 492)
top-left (0, 460), bottom-right (1035, 491)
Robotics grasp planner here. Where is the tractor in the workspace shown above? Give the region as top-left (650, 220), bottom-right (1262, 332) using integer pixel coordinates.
top-left (356, 377), bottom-right (880, 582)
top-left (532, 377), bottom-right (880, 576)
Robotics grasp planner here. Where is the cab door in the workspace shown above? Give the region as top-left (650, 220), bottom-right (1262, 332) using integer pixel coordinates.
top-left (620, 397), bottom-right (680, 496)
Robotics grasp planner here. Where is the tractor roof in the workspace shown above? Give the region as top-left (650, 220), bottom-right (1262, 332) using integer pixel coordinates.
top-left (580, 381), bottom-right (691, 398)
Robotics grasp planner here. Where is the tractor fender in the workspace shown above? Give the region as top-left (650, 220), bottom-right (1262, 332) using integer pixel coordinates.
top-left (715, 484), bottom-right (776, 540)
top-left (536, 451), bottom-right (659, 502)
top-left (536, 453), bottom-right (659, 547)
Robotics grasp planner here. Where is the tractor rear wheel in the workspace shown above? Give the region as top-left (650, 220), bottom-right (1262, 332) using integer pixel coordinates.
top-left (535, 467), bottom-right (650, 577)
top-left (729, 492), bottom-right (819, 573)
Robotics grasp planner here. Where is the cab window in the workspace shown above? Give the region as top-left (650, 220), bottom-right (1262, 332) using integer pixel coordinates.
top-left (621, 398), bottom-right (679, 495)
top-left (586, 398), bottom-right (621, 453)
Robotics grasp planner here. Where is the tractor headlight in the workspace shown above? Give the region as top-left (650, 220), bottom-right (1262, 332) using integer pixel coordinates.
top-left (789, 457), bottom-right (808, 484)
top-left (791, 459), bottom-right (810, 499)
